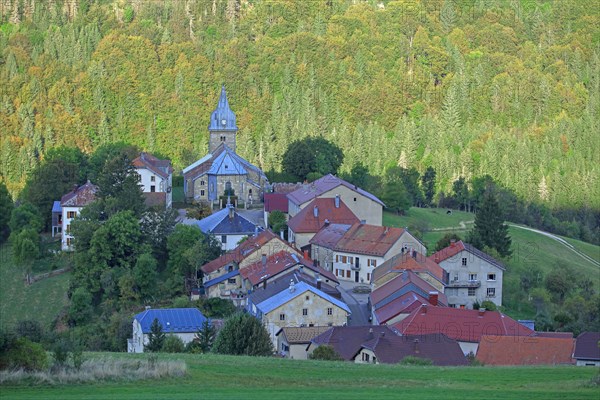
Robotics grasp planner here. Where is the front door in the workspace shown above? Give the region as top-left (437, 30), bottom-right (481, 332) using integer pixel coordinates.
top-left (355, 271), bottom-right (359, 283)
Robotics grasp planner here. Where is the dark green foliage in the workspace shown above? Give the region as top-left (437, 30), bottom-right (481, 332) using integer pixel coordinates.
top-left (1, 337), bottom-right (48, 371)
top-left (146, 318), bottom-right (165, 352)
top-left (162, 335), bottom-right (185, 353)
top-left (480, 300), bottom-right (497, 311)
top-left (132, 253), bottom-right (158, 300)
top-left (381, 167), bottom-right (412, 215)
top-left (141, 208), bottom-right (178, 264)
top-left (452, 177), bottom-right (469, 211)
top-left (434, 233), bottom-right (462, 251)
top-left (9, 203), bottom-right (43, 234)
top-left (469, 191), bottom-right (512, 257)
top-left (421, 166), bottom-right (436, 207)
top-left (190, 320), bottom-right (216, 354)
top-left (544, 266), bottom-right (576, 302)
top-left (10, 228), bottom-right (40, 275)
top-left (68, 287), bottom-right (93, 326)
top-left (309, 345), bottom-right (343, 361)
top-left (14, 320), bottom-right (44, 343)
top-left (0, 182), bottom-right (13, 242)
top-left (282, 137), bottom-right (344, 181)
top-left (212, 313), bottom-right (273, 356)
top-left (399, 356), bottom-right (433, 366)
top-left (268, 210), bottom-right (287, 234)
top-left (52, 339), bottom-right (71, 367)
top-left (196, 298), bottom-right (237, 319)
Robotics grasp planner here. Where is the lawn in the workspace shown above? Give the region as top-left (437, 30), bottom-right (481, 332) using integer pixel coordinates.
top-left (1, 353), bottom-right (598, 399)
top-left (0, 243), bottom-right (70, 331)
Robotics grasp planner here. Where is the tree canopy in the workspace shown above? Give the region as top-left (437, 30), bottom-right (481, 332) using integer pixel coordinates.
top-left (212, 313), bottom-right (273, 356)
top-left (282, 137), bottom-right (344, 182)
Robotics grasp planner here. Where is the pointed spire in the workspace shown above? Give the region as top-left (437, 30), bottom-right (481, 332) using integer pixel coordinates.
top-left (209, 85), bottom-right (238, 132)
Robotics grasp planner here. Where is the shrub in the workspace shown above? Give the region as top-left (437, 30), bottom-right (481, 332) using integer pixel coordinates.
top-left (3, 337), bottom-right (48, 371)
top-left (162, 335), bottom-right (185, 353)
top-left (212, 313), bottom-right (273, 356)
top-left (172, 296), bottom-right (191, 308)
top-left (196, 297), bottom-right (236, 318)
top-left (309, 345), bottom-right (343, 361)
top-left (480, 300), bottom-right (497, 311)
top-left (399, 356), bottom-right (433, 366)
top-left (52, 339), bottom-right (71, 367)
top-left (15, 320), bottom-right (44, 343)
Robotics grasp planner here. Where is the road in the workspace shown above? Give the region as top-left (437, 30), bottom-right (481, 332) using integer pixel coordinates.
top-left (337, 281), bottom-right (371, 326)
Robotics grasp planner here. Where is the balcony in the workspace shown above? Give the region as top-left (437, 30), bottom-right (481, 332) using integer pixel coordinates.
top-left (351, 263), bottom-right (361, 271)
top-left (447, 280), bottom-right (481, 288)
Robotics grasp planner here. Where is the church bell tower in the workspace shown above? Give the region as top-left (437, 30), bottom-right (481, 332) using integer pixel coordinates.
top-left (208, 85), bottom-right (238, 153)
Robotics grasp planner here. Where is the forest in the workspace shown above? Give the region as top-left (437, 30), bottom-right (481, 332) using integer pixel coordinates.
top-left (1, 1), bottom-right (598, 214)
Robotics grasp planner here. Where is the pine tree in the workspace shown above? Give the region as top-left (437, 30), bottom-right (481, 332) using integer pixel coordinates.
top-left (146, 318), bottom-right (165, 352)
top-left (469, 190), bottom-right (512, 257)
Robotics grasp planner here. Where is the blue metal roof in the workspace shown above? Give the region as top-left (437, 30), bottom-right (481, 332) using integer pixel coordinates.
top-left (204, 269), bottom-right (240, 288)
top-left (134, 308), bottom-right (208, 334)
top-left (209, 85), bottom-right (238, 132)
top-left (256, 281), bottom-right (351, 315)
top-left (196, 206), bottom-right (260, 235)
top-left (206, 147), bottom-right (248, 176)
top-left (52, 201), bottom-right (62, 213)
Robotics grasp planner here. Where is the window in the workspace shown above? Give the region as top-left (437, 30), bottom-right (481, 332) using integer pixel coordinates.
top-left (487, 273), bottom-right (496, 281)
top-left (372, 357), bottom-right (377, 364)
top-left (353, 197), bottom-right (357, 202)
top-left (462, 257), bottom-right (467, 266)
top-left (367, 259), bottom-right (377, 267)
top-left (228, 278), bottom-right (236, 284)
top-left (65, 224), bottom-right (71, 234)
top-left (200, 180), bottom-right (205, 186)
top-left (150, 185), bottom-right (156, 192)
top-left (66, 237), bottom-right (72, 247)
top-left (346, 270), bottom-right (351, 278)
top-left (340, 256), bottom-right (347, 264)
top-left (327, 308), bottom-right (333, 315)
top-left (151, 176), bottom-right (155, 182)
top-left (305, 295), bottom-right (310, 300)
top-left (302, 308), bottom-right (308, 316)
top-left (468, 287), bottom-right (476, 296)
top-left (362, 353), bottom-right (370, 362)
top-left (366, 273), bottom-right (371, 282)
top-left (449, 304), bottom-right (456, 308)
top-left (200, 190), bottom-right (205, 196)
top-left (220, 135), bottom-right (226, 142)
top-left (487, 288), bottom-right (496, 297)
top-left (452, 273), bottom-right (459, 282)
top-left (67, 211), bottom-right (76, 219)
top-left (309, 324), bottom-right (314, 327)
top-left (469, 273), bottom-right (477, 281)
top-left (279, 313), bottom-right (285, 321)
top-left (221, 235), bottom-right (227, 243)
top-left (347, 256), bottom-right (353, 264)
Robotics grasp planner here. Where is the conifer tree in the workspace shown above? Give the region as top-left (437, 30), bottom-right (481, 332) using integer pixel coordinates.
top-left (146, 318), bottom-right (165, 352)
top-left (469, 190), bottom-right (512, 257)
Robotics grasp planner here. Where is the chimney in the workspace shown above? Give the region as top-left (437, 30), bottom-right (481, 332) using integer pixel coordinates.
top-left (334, 194), bottom-right (340, 208)
top-left (145, 305), bottom-right (151, 310)
top-left (72, 184), bottom-right (78, 192)
top-left (289, 279), bottom-right (295, 293)
top-left (450, 239), bottom-right (456, 247)
top-left (413, 339), bottom-right (420, 353)
top-left (303, 250), bottom-right (309, 259)
top-left (428, 291), bottom-right (439, 306)
top-left (367, 328), bottom-right (374, 340)
top-left (478, 308), bottom-right (486, 317)
top-left (313, 206), bottom-right (318, 218)
top-left (254, 225), bottom-right (259, 236)
top-left (421, 304), bottom-right (427, 314)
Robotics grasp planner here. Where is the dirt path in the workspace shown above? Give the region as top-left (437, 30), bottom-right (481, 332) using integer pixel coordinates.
top-left (429, 220), bottom-right (473, 231)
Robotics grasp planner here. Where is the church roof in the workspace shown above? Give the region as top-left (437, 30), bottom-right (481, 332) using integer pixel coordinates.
top-left (183, 144), bottom-right (267, 182)
top-left (209, 85), bottom-right (238, 131)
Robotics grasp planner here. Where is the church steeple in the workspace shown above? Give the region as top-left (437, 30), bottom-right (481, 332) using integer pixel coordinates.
top-left (208, 85), bottom-right (238, 153)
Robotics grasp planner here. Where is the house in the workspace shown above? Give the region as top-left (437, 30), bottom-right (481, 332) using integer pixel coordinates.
top-left (263, 192), bottom-right (289, 231)
top-left (59, 181), bottom-right (98, 251)
top-left (202, 269), bottom-right (243, 306)
top-left (132, 152), bottom-right (173, 209)
top-left (183, 86), bottom-right (268, 206)
top-left (240, 250), bottom-right (338, 291)
top-left (128, 308), bottom-right (209, 353)
top-left (51, 201), bottom-right (62, 237)
top-left (275, 326), bottom-right (332, 359)
top-left (392, 305), bottom-right (534, 355)
top-left (476, 334), bottom-right (574, 365)
top-left (287, 174), bottom-right (384, 226)
top-left (370, 270), bottom-right (447, 325)
top-left (200, 230), bottom-right (299, 296)
top-left (187, 202), bottom-right (262, 251)
top-left (310, 222), bottom-right (426, 284)
top-left (429, 240), bottom-right (505, 309)
top-left (287, 196), bottom-right (359, 250)
top-left (247, 280), bottom-right (351, 346)
top-left (307, 325), bottom-right (467, 366)
top-left (573, 332), bottom-right (600, 366)
top-left (371, 252), bottom-right (447, 292)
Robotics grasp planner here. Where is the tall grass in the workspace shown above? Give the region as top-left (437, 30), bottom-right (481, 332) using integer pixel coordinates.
top-left (0, 357), bottom-right (186, 385)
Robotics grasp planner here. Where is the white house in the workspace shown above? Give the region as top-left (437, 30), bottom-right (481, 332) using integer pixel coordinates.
top-left (60, 181), bottom-right (98, 251)
top-left (132, 152), bottom-right (173, 209)
top-left (127, 308), bottom-right (209, 353)
top-left (429, 240), bottom-right (505, 309)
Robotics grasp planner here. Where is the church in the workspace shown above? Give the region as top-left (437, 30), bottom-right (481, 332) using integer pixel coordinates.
top-left (183, 86), bottom-right (268, 206)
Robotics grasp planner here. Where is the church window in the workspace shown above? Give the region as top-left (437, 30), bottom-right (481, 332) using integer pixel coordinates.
top-left (220, 136), bottom-right (226, 142)
top-left (200, 180), bottom-right (205, 186)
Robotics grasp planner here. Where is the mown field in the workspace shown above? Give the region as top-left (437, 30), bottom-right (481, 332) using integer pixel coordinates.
top-left (1, 353), bottom-right (598, 400)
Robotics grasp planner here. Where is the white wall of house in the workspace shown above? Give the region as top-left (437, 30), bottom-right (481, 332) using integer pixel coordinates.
top-left (276, 336), bottom-right (309, 360)
top-left (216, 233), bottom-right (247, 251)
top-left (61, 206), bottom-right (82, 251)
top-left (127, 319), bottom-right (197, 353)
top-left (354, 348), bottom-right (378, 364)
top-left (458, 341), bottom-right (479, 356)
top-left (137, 168), bottom-right (172, 208)
top-left (438, 250), bottom-right (503, 309)
top-left (576, 359), bottom-right (600, 366)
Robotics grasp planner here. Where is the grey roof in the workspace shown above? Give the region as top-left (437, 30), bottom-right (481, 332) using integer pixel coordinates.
top-left (255, 281), bottom-right (350, 315)
top-left (574, 332), bottom-right (600, 360)
top-left (287, 174), bottom-right (385, 207)
top-left (52, 201), bottom-right (62, 213)
top-left (209, 85), bottom-right (238, 132)
top-left (248, 270), bottom-right (341, 305)
top-left (195, 205), bottom-right (260, 235)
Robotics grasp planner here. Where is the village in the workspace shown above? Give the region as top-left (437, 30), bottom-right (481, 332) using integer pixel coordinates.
top-left (50, 87), bottom-right (599, 367)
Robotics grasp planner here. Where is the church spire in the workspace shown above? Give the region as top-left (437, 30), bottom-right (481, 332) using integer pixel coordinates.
top-left (209, 85), bottom-right (238, 132)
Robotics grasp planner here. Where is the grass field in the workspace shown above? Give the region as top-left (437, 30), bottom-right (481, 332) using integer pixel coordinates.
top-left (1, 353), bottom-right (598, 399)
top-left (0, 244), bottom-right (70, 330)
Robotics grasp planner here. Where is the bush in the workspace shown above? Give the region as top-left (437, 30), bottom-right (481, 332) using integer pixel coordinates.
top-left (162, 335), bottom-right (185, 353)
top-left (399, 356), bottom-right (433, 366)
top-left (196, 298), bottom-right (236, 318)
top-left (212, 313), bottom-right (273, 356)
top-left (15, 320), bottom-right (44, 343)
top-left (480, 300), bottom-right (497, 311)
top-left (52, 339), bottom-right (71, 367)
top-left (309, 345), bottom-right (343, 361)
top-left (2, 337), bottom-right (48, 371)
top-left (172, 296), bottom-right (191, 308)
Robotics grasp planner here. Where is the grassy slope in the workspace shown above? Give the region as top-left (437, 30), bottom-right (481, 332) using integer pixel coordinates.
top-left (383, 209), bottom-right (600, 318)
top-left (1, 353), bottom-right (598, 399)
top-left (0, 244), bottom-right (70, 330)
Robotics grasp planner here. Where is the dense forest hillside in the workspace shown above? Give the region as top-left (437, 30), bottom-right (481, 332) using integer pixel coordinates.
top-left (1, 0), bottom-right (598, 209)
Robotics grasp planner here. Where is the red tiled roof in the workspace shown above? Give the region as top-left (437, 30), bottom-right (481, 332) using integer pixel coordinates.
top-left (287, 198), bottom-right (359, 234)
top-left (476, 335), bottom-right (575, 365)
top-left (60, 181), bottom-right (98, 207)
top-left (373, 253), bottom-right (446, 283)
top-left (393, 305), bottom-right (534, 343)
top-left (334, 223), bottom-right (405, 257)
top-left (201, 230), bottom-right (284, 274)
top-left (264, 193), bottom-right (289, 213)
top-left (133, 152), bottom-right (172, 179)
top-left (287, 174), bottom-right (384, 207)
top-left (370, 270), bottom-right (447, 308)
top-left (309, 223), bottom-right (351, 248)
top-left (240, 250), bottom-right (338, 286)
top-left (429, 240), bottom-right (505, 270)
top-left (574, 332), bottom-right (600, 360)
